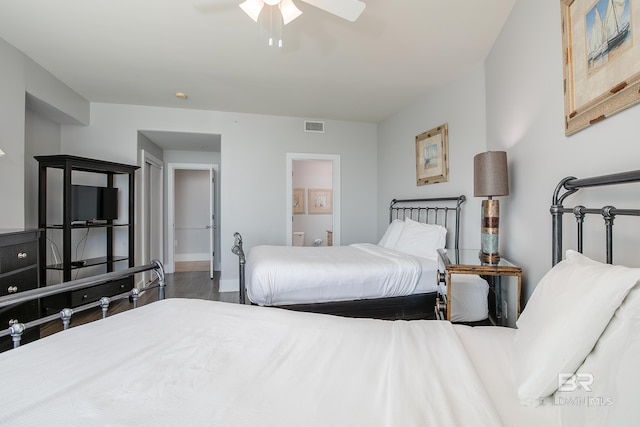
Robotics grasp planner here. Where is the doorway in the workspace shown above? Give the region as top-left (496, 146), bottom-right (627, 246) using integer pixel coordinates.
top-left (167, 163), bottom-right (218, 278)
top-left (286, 153), bottom-right (341, 246)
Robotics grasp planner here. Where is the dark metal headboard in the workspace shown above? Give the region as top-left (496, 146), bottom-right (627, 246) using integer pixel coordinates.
top-left (389, 195), bottom-right (466, 250)
top-left (551, 170), bottom-right (640, 266)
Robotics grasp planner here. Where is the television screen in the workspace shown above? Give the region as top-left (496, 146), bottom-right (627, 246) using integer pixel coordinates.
top-left (72, 185), bottom-right (118, 222)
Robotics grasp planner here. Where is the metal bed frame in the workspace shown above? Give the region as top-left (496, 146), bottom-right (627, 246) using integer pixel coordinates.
top-left (232, 196), bottom-right (465, 320)
top-left (0, 260), bottom-right (166, 350)
top-left (551, 169), bottom-right (640, 266)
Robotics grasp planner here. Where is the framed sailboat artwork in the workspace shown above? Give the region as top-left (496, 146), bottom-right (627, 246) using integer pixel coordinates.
top-left (415, 123), bottom-right (449, 186)
top-left (561, 0), bottom-right (640, 135)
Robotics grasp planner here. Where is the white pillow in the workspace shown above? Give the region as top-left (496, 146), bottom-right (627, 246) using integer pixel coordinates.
top-left (515, 250), bottom-right (640, 406)
top-left (556, 282), bottom-right (640, 426)
top-left (378, 219), bottom-right (405, 249)
top-left (392, 218), bottom-right (447, 259)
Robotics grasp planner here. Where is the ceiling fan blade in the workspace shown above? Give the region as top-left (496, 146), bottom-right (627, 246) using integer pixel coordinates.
top-left (300, 0), bottom-right (366, 22)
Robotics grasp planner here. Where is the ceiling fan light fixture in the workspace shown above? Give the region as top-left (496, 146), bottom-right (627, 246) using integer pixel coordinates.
top-left (263, 0), bottom-right (281, 5)
top-left (279, 0), bottom-right (302, 25)
top-left (239, 0), bottom-right (264, 22)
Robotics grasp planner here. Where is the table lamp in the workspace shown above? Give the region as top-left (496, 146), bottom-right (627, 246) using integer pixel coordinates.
top-left (474, 151), bottom-right (509, 263)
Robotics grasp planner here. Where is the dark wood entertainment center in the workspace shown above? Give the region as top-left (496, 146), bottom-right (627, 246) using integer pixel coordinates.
top-left (36, 155), bottom-right (138, 313)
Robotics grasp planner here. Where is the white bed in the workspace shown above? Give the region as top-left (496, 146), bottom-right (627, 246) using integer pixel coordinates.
top-left (1, 246), bottom-right (638, 427)
top-left (0, 299), bottom-right (548, 426)
top-left (239, 196), bottom-right (490, 321)
top-left (247, 243), bottom-right (440, 305)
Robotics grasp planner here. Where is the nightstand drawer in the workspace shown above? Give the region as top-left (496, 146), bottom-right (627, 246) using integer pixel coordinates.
top-left (0, 266), bottom-right (38, 296)
top-left (0, 241), bottom-right (37, 273)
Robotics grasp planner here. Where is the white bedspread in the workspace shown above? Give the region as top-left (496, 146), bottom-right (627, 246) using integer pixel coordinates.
top-left (247, 243), bottom-right (437, 305)
top-left (0, 299), bottom-right (504, 427)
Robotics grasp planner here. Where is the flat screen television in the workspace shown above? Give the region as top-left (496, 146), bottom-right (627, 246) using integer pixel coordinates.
top-left (71, 185), bottom-right (118, 222)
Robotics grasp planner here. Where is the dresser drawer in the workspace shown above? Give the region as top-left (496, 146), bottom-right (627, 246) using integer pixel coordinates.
top-left (0, 241), bottom-right (37, 273)
top-left (0, 300), bottom-right (40, 329)
top-left (0, 266), bottom-right (38, 297)
top-left (70, 277), bottom-right (133, 307)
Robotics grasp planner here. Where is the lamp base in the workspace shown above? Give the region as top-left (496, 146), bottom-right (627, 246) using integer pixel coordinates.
top-left (480, 199), bottom-right (500, 265)
top-left (479, 251), bottom-right (501, 264)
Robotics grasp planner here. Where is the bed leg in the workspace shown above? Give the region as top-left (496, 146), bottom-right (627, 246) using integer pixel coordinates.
top-left (60, 308), bottom-right (74, 330)
top-left (100, 297), bottom-right (111, 319)
top-left (9, 323), bottom-right (24, 349)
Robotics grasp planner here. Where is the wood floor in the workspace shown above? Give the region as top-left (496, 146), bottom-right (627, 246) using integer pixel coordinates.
top-left (40, 270), bottom-right (238, 337)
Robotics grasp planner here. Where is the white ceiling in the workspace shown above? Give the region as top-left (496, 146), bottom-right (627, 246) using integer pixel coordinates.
top-left (1, 0), bottom-right (515, 124)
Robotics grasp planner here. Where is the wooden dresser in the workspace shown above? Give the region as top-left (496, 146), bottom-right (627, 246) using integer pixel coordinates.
top-left (0, 229), bottom-right (41, 351)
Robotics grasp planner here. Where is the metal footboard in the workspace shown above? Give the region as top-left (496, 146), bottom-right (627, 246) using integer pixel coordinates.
top-left (551, 170), bottom-right (640, 266)
top-left (0, 260), bottom-right (165, 350)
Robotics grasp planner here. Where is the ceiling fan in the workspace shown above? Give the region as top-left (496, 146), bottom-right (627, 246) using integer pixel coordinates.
top-left (239, 0), bottom-right (366, 25)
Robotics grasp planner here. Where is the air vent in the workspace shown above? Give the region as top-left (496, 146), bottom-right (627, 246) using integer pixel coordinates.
top-left (304, 121), bottom-right (325, 133)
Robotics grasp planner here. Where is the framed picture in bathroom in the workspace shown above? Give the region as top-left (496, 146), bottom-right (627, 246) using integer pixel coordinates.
top-left (308, 188), bottom-right (332, 214)
top-left (293, 188), bottom-right (305, 214)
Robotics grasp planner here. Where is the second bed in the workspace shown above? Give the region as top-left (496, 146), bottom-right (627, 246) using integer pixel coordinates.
top-left (235, 196), bottom-right (489, 321)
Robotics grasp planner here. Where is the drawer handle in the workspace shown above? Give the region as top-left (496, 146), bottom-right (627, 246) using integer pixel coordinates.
top-left (120, 284), bottom-right (125, 289)
top-left (82, 294), bottom-right (88, 300)
top-left (8, 319), bottom-right (18, 326)
top-left (17, 252), bottom-right (28, 259)
top-left (7, 285), bottom-right (18, 294)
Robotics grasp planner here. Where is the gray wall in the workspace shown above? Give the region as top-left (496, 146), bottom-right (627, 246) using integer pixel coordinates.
top-left (377, 63), bottom-right (489, 252)
top-left (486, 0), bottom-right (640, 302)
top-left (380, 0), bottom-right (640, 310)
top-left (5, 0), bottom-right (640, 300)
top-left (0, 37), bottom-right (88, 229)
top-left (60, 103), bottom-right (378, 291)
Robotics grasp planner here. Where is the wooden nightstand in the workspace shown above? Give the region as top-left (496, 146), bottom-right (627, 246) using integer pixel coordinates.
top-left (437, 248), bottom-right (522, 326)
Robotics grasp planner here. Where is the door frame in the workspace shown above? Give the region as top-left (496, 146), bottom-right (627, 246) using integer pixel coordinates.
top-left (286, 153), bottom-right (341, 246)
top-left (139, 149), bottom-right (164, 286)
top-left (167, 162), bottom-right (219, 275)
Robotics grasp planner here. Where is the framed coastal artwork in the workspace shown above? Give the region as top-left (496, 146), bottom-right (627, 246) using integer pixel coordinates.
top-left (293, 188), bottom-right (305, 214)
top-left (308, 189), bottom-right (332, 214)
top-left (415, 123), bottom-right (449, 186)
top-left (561, 0), bottom-right (640, 135)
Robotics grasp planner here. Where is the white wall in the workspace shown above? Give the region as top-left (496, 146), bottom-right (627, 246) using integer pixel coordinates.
top-left (61, 103), bottom-right (378, 291)
top-left (486, 0), bottom-right (640, 302)
top-left (377, 63), bottom-right (489, 251)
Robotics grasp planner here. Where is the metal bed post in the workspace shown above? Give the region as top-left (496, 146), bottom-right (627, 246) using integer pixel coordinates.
top-left (602, 206), bottom-right (615, 264)
top-left (232, 232), bottom-right (246, 304)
